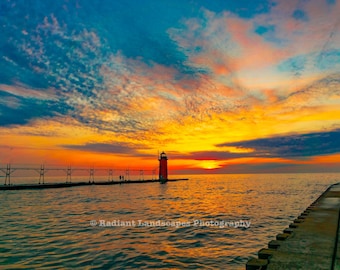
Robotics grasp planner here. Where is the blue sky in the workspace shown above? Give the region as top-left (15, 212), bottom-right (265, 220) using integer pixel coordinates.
top-left (1, 0), bottom-right (340, 173)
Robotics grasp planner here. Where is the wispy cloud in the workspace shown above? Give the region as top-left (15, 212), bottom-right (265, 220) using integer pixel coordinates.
top-left (0, 84), bottom-right (57, 100)
top-left (169, 0), bottom-right (340, 91)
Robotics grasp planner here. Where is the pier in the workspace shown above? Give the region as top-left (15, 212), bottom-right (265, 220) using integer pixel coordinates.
top-left (246, 182), bottom-right (340, 270)
top-left (0, 152), bottom-right (189, 190)
top-left (0, 178), bottom-right (189, 190)
top-left (0, 164), bottom-right (188, 190)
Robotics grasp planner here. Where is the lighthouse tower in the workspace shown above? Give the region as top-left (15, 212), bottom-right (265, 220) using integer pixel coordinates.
top-left (159, 151), bottom-right (168, 182)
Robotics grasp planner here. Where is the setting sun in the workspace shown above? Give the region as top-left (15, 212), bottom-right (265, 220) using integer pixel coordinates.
top-left (199, 160), bottom-right (223, 170)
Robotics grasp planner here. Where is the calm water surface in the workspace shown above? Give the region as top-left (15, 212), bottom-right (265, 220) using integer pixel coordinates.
top-left (1, 173), bottom-right (339, 269)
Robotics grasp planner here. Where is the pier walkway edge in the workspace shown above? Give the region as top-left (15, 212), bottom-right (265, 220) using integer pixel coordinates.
top-left (246, 182), bottom-right (340, 270)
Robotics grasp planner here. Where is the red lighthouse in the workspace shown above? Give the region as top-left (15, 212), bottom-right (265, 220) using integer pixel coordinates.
top-left (159, 151), bottom-right (168, 182)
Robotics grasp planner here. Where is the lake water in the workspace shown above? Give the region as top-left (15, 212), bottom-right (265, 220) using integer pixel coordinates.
top-left (1, 173), bottom-right (339, 269)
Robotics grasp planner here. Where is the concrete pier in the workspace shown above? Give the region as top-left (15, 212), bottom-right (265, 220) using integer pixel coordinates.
top-left (0, 178), bottom-right (189, 190)
top-left (246, 182), bottom-right (340, 270)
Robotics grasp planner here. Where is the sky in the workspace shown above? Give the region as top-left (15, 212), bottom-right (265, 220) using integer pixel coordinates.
top-left (1, 0), bottom-right (340, 174)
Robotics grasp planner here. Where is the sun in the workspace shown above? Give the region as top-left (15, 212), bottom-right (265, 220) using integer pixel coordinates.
top-left (200, 160), bottom-right (222, 170)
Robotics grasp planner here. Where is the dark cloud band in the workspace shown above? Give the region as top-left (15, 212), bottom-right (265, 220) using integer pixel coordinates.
top-left (217, 129), bottom-right (340, 159)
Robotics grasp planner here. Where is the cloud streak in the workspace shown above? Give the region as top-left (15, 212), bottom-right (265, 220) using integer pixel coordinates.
top-left (62, 142), bottom-right (153, 157)
top-left (217, 129), bottom-right (340, 159)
